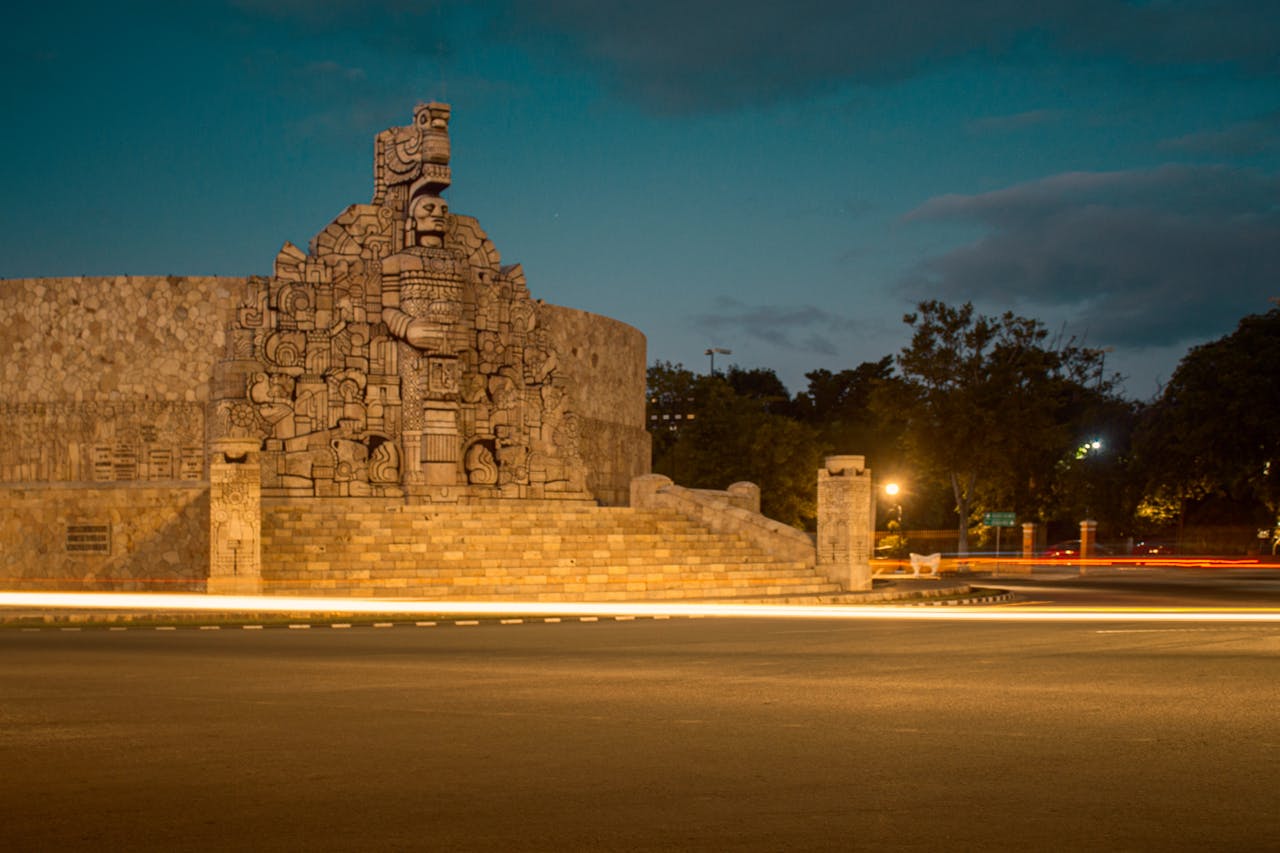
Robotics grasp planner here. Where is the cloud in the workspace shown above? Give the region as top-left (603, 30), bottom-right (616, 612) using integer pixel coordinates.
top-left (229, 0), bottom-right (456, 57)
top-left (495, 0), bottom-right (1279, 113)
top-left (966, 109), bottom-right (1064, 135)
top-left (1162, 112), bottom-right (1280, 157)
top-left (225, 1), bottom-right (1280, 114)
top-left (692, 298), bottom-right (862, 356)
top-left (899, 165), bottom-right (1280, 348)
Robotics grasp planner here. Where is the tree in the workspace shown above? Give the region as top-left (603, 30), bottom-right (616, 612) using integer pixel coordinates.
top-left (792, 358), bottom-right (892, 425)
top-left (724, 366), bottom-right (793, 416)
top-left (646, 364), bottom-right (825, 528)
top-left (646, 361), bottom-right (701, 466)
top-left (872, 301), bottom-right (1111, 554)
top-left (1135, 307), bottom-right (1280, 534)
top-left (1049, 396), bottom-right (1144, 537)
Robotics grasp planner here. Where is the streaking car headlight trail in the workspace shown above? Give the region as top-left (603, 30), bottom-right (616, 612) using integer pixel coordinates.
top-left (2, 591), bottom-right (1280, 622)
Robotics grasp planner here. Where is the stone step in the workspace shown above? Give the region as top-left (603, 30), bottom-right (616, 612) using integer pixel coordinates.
top-left (257, 499), bottom-right (829, 602)
top-left (264, 518), bottom-right (715, 535)
top-left (260, 579), bottom-right (842, 599)
top-left (263, 561), bottom-right (816, 580)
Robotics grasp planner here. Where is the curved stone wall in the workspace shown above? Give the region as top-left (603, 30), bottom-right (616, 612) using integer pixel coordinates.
top-left (540, 302), bottom-right (651, 506)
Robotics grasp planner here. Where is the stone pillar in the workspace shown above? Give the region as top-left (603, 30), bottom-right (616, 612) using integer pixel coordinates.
top-left (816, 455), bottom-right (874, 592)
top-left (726, 481), bottom-right (761, 514)
top-left (1080, 519), bottom-right (1098, 561)
top-left (208, 438), bottom-right (262, 595)
top-left (1022, 522), bottom-right (1037, 559)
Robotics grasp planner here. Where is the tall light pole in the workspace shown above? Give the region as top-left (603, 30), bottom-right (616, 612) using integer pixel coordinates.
top-left (884, 482), bottom-right (903, 526)
top-left (705, 347), bottom-right (731, 375)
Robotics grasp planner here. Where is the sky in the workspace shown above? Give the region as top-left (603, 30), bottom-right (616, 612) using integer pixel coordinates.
top-left (2, 1), bottom-right (1278, 401)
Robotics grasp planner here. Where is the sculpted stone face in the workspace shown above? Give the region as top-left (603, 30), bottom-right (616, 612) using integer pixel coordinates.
top-left (408, 194), bottom-right (448, 246)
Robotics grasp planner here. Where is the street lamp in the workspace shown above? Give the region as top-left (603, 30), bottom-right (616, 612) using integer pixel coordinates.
top-left (704, 347), bottom-right (731, 375)
top-left (883, 482), bottom-right (905, 560)
top-left (884, 482), bottom-right (903, 525)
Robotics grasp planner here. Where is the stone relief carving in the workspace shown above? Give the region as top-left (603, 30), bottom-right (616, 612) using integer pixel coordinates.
top-left (0, 402), bottom-right (204, 483)
top-left (210, 103), bottom-right (586, 500)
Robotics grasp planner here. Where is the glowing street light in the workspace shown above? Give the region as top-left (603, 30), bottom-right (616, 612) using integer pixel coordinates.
top-left (883, 482), bottom-right (903, 527)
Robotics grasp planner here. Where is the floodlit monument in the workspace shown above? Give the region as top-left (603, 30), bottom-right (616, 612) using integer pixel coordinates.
top-left (0, 103), bottom-right (867, 600)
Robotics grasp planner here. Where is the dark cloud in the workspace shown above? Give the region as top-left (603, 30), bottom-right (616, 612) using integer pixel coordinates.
top-left (692, 298), bottom-right (861, 356)
top-left (900, 165), bottom-right (1280, 347)
top-left (228, 0), bottom-right (456, 57)
top-left (496, 0), bottom-right (1279, 113)
top-left (224, 1), bottom-right (1280, 114)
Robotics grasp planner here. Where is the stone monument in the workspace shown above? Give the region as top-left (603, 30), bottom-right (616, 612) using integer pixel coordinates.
top-left (210, 103), bottom-right (597, 502)
top-left (0, 102), bottom-right (650, 591)
top-left (816, 454), bottom-right (874, 591)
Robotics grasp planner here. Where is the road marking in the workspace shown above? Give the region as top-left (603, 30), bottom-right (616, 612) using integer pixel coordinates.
top-left (155, 626), bottom-right (176, 631)
top-left (455, 620), bottom-right (479, 626)
top-left (414, 621), bottom-right (437, 627)
top-left (544, 617), bottom-right (561, 623)
top-left (500, 618), bottom-right (523, 625)
top-left (288, 624), bottom-right (311, 630)
top-left (109, 626), bottom-right (127, 631)
top-left (579, 616), bottom-right (598, 622)
top-left (373, 622), bottom-right (393, 628)
top-left (331, 623), bottom-right (352, 629)
top-left (61, 627), bottom-right (81, 632)
top-left (614, 616), bottom-right (635, 621)
top-left (199, 625), bottom-right (220, 631)
top-left (243, 625), bottom-right (264, 630)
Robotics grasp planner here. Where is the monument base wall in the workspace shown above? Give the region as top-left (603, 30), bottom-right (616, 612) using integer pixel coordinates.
top-left (578, 418), bottom-right (651, 507)
top-left (0, 484), bottom-right (209, 591)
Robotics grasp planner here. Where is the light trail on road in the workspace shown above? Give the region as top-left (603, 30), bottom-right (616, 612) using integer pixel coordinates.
top-left (3, 591), bottom-right (1280, 622)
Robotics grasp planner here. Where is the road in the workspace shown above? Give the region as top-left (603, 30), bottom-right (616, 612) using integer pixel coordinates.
top-left (979, 566), bottom-right (1280, 608)
top-left (3, 614), bottom-right (1278, 851)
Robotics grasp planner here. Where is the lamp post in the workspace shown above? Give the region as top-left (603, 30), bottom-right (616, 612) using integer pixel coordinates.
top-left (704, 347), bottom-right (731, 375)
top-left (884, 482), bottom-right (902, 525)
top-left (884, 482), bottom-right (904, 560)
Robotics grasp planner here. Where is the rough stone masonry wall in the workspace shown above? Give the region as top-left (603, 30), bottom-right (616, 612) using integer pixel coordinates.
top-left (540, 303), bottom-right (650, 506)
top-left (0, 276), bottom-right (649, 588)
top-left (0, 484), bottom-right (208, 590)
top-left (0, 276), bottom-right (242, 586)
top-left (0, 276), bottom-right (246, 404)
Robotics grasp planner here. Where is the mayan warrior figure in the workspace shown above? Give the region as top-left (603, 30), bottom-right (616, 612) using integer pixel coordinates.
top-left (376, 103), bottom-right (466, 490)
top-left (215, 101), bottom-right (585, 500)
top-left (380, 182), bottom-right (468, 489)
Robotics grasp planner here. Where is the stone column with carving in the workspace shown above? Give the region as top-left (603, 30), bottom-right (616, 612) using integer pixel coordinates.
top-left (208, 438), bottom-right (263, 595)
top-left (816, 455), bottom-right (874, 591)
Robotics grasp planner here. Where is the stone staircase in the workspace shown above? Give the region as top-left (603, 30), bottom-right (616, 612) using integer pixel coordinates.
top-left (259, 498), bottom-right (836, 601)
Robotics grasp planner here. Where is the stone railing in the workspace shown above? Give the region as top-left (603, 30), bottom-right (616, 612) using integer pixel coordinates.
top-left (630, 474), bottom-right (815, 567)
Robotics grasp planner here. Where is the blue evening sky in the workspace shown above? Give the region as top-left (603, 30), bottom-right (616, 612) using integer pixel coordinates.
top-left (3, 1), bottom-right (1277, 400)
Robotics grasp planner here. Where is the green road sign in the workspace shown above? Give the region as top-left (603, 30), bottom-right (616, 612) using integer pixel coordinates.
top-left (983, 511), bottom-right (1017, 527)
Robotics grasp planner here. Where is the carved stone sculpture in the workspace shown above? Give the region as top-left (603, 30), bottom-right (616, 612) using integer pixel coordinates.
top-left (210, 103), bottom-right (588, 501)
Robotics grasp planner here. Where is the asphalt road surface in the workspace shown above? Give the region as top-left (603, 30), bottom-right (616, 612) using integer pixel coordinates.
top-left (3, 614), bottom-right (1278, 852)
top-left (982, 566), bottom-right (1280, 608)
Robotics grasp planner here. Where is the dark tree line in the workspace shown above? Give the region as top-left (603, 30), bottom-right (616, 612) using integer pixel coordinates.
top-left (648, 301), bottom-right (1280, 552)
